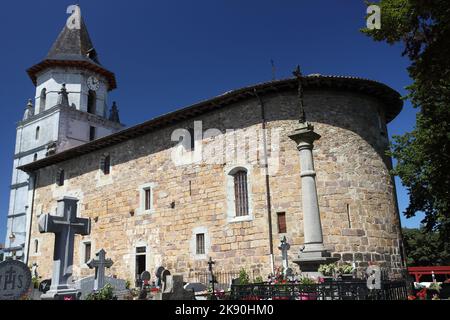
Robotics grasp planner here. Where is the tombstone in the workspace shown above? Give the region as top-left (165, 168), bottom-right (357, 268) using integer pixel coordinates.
top-left (154, 275), bottom-right (195, 300)
top-left (38, 197), bottom-right (90, 300)
top-left (155, 266), bottom-right (165, 287)
top-left (278, 236), bottom-right (291, 276)
top-left (76, 276), bottom-right (127, 300)
top-left (87, 249), bottom-right (113, 291)
top-left (0, 260), bottom-right (32, 300)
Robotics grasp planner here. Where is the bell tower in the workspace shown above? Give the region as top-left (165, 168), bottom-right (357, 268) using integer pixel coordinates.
top-left (3, 5), bottom-right (124, 261)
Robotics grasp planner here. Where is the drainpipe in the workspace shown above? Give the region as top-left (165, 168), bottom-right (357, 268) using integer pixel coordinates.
top-left (24, 172), bottom-right (37, 265)
top-left (254, 89), bottom-right (275, 275)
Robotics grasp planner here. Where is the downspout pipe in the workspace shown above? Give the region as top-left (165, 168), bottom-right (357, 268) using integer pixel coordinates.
top-left (254, 89), bottom-right (275, 275)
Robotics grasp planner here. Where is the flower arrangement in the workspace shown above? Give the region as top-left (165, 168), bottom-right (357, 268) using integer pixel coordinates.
top-left (318, 263), bottom-right (354, 277)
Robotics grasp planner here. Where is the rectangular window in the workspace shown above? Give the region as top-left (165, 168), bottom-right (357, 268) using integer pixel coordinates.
top-left (103, 155), bottom-right (111, 175)
top-left (84, 242), bottom-right (92, 263)
top-left (196, 233), bottom-right (205, 255)
top-left (144, 188), bottom-right (152, 211)
top-left (56, 169), bottom-right (65, 186)
top-left (277, 212), bottom-right (287, 234)
top-left (89, 126), bottom-right (96, 141)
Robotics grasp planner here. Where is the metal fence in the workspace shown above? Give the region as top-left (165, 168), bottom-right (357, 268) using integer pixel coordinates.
top-left (230, 280), bottom-right (408, 300)
top-left (193, 271), bottom-right (246, 291)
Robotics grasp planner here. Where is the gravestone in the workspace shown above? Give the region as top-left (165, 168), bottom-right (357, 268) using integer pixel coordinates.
top-left (76, 276), bottom-right (127, 300)
top-left (0, 260), bottom-right (32, 300)
top-left (154, 274), bottom-right (195, 300)
top-left (87, 249), bottom-right (113, 291)
top-left (38, 197), bottom-right (90, 300)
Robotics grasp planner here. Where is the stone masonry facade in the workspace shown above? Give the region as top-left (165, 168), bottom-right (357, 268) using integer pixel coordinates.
top-left (27, 88), bottom-right (404, 283)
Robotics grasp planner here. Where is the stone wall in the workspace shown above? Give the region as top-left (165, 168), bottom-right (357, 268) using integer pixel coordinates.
top-left (28, 88), bottom-right (404, 283)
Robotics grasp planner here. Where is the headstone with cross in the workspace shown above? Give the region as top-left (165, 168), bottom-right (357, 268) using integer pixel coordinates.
top-left (278, 236), bottom-right (291, 276)
top-left (87, 249), bottom-right (113, 291)
top-left (38, 197), bottom-right (90, 300)
top-left (208, 257), bottom-right (217, 300)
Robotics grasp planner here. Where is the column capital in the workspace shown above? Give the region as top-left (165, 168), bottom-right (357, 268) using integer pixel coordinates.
top-left (289, 122), bottom-right (321, 148)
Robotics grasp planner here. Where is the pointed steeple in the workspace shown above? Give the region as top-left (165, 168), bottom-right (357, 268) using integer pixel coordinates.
top-left (47, 6), bottom-right (100, 65)
top-left (27, 5), bottom-right (117, 90)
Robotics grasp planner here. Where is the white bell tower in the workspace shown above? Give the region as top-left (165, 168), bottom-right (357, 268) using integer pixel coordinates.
top-left (3, 5), bottom-right (124, 261)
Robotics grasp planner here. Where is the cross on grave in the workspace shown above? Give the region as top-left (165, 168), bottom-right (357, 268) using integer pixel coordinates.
top-left (38, 197), bottom-right (90, 299)
top-left (207, 257), bottom-right (217, 300)
top-left (278, 236), bottom-right (291, 276)
top-left (87, 249), bottom-right (113, 291)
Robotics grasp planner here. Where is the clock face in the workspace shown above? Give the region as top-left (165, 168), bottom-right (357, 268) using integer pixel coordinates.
top-left (87, 76), bottom-right (100, 91)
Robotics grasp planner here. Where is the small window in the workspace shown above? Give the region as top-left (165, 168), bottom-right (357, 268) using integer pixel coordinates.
top-left (35, 127), bottom-right (40, 140)
top-left (233, 170), bottom-right (249, 217)
top-left (87, 90), bottom-right (96, 114)
top-left (34, 239), bottom-right (39, 254)
top-left (144, 188), bottom-right (152, 211)
top-left (39, 88), bottom-right (46, 113)
top-left (33, 154), bottom-right (38, 162)
top-left (89, 126), bottom-right (96, 141)
top-left (101, 155), bottom-right (111, 175)
top-left (56, 169), bottom-right (65, 186)
top-left (196, 233), bottom-right (205, 255)
top-left (277, 212), bottom-right (287, 234)
top-left (84, 242), bottom-right (92, 263)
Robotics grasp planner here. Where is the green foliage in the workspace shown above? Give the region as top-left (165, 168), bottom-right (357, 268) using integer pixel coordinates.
top-left (32, 277), bottom-right (40, 289)
top-left (429, 282), bottom-right (442, 292)
top-left (238, 268), bottom-right (250, 285)
top-left (402, 227), bottom-right (450, 266)
top-left (125, 280), bottom-right (131, 290)
top-left (318, 263), bottom-right (354, 276)
top-left (298, 276), bottom-right (317, 285)
top-left (254, 276), bottom-right (264, 284)
top-left (85, 284), bottom-right (117, 300)
top-left (362, 0), bottom-right (450, 240)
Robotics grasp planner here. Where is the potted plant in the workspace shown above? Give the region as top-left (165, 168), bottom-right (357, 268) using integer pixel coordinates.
top-left (427, 282), bottom-right (441, 300)
top-left (318, 263), bottom-right (336, 281)
top-left (338, 264), bottom-right (354, 280)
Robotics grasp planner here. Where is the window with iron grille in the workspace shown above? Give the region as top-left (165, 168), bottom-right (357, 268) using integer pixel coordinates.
top-left (196, 233), bottom-right (205, 255)
top-left (233, 170), bottom-right (249, 217)
top-left (277, 212), bottom-right (287, 233)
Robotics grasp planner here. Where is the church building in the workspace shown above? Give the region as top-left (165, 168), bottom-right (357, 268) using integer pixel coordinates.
top-left (8, 7), bottom-right (406, 283)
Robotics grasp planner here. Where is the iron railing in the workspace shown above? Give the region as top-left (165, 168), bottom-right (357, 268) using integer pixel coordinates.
top-left (230, 280), bottom-right (408, 300)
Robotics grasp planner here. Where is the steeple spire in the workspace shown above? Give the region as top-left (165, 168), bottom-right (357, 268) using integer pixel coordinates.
top-left (27, 5), bottom-right (117, 91)
top-left (47, 5), bottom-right (100, 64)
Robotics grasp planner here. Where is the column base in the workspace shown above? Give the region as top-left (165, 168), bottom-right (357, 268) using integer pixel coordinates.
top-left (293, 247), bottom-right (339, 278)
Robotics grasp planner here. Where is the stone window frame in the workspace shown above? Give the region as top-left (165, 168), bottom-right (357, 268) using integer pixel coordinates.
top-left (134, 240), bottom-right (149, 280)
top-left (80, 239), bottom-right (94, 268)
top-left (225, 164), bottom-right (254, 223)
top-left (138, 182), bottom-right (156, 215)
top-left (190, 226), bottom-right (210, 260)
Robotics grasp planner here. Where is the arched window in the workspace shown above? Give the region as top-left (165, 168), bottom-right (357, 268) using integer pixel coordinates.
top-left (35, 126), bottom-right (40, 140)
top-left (87, 90), bottom-right (96, 114)
top-left (33, 154), bottom-right (38, 162)
top-left (39, 88), bottom-right (46, 113)
top-left (34, 239), bottom-right (39, 254)
top-left (233, 169), bottom-right (249, 217)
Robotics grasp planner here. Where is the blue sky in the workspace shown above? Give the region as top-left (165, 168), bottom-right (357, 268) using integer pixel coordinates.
top-left (0, 1), bottom-right (423, 243)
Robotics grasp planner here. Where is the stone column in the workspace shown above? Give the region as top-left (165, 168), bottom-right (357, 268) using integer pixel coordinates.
top-left (289, 122), bottom-right (337, 275)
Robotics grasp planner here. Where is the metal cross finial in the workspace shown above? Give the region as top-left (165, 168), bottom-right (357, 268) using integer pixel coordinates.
top-left (292, 65), bottom-right (306, 123)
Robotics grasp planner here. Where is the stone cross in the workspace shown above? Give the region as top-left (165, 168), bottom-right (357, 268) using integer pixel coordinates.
top-left (38, 197), bottom-right (90, 299)
top-left (278, 236), bottom-right (290, 275)
top-left (87, 249), bottom-right (113, 291)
